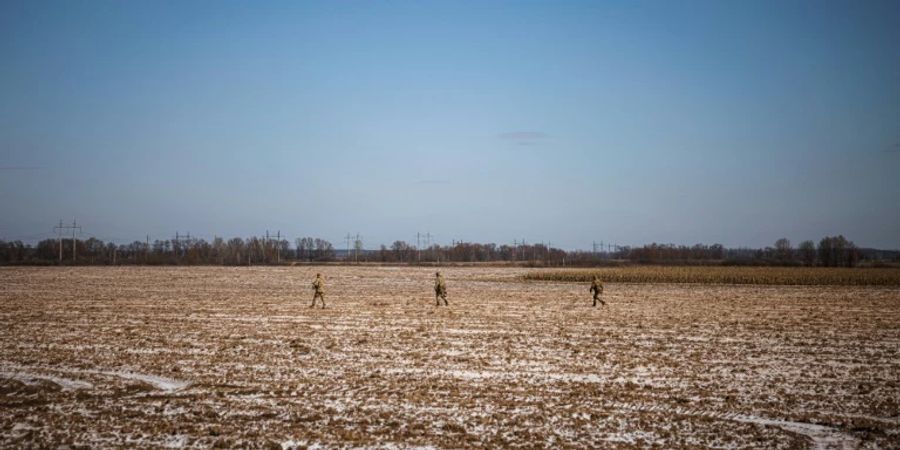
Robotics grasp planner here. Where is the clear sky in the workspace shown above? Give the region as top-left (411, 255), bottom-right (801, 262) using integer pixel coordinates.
top-left (1, 0), bottom-right (898, 250)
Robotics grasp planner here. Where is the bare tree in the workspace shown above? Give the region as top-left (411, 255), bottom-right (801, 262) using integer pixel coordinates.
top-left (798, 240), bottom-right (816, 266)
top-left (774, 238), bottom-right (793, 263)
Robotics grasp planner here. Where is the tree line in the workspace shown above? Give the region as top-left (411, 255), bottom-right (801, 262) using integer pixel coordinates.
top-left (618, 236), bottom-right (868, 267)
top-left (0, 236), bottom-right (334, 266)
top-left (0, 234), bottom-right (893, 267)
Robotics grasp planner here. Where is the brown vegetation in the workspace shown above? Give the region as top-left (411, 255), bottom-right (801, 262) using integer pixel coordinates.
top-left (524, 266), bottom-right (900, 286)
top-left (2, 266), bottom-right (899, 448)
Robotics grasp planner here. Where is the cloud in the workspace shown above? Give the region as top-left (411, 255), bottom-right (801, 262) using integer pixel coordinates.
top-left (498, 131), bottom-right (547, 141)
top-left (0, 165), bottom-right (44, 170)
top-left (885, 143), bottom-right (900, 153)
top-left (414, 179), bottom-right (451, 185)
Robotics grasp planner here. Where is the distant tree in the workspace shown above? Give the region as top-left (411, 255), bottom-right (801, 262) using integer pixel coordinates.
top-left (847, 242), bottom-right (861, 267)
top-left (105, 242), bottom-right (117, 264)
top-left (353, 237), bottom-right (364, 263)
top-left (295, 237), bottom-right (316, 261)
top-left (313, 238), bottom-right (335, 261)
top-left (709, 244), bottom-right (725, 260)
top-left (774, 238), bottom-right (793, 263)
top-left (35, 239), bottom-right (58, 262)
top-left (276, 240), bottom-right (290, 262)
top-left (225, 238), bottom-right (245, 265)
top-left (798, 240), bottom-right (816, 266)
top-left (391, 240), bottom-right (412, 263)
top-left (818, 235), bottom-right (856, 267)
top-left (84, 238), bottom-right (105, 264)
top-left (818, 237), bottom-right (834, 267)
top-left (212, 237), bottom-right (225, 264)
top-left (295, 238), bottom-right (305, 261)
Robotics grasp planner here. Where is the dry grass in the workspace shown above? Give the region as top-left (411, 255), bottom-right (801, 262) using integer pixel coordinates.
top-left (524, 266), bottom-right (900, 285)
top-left (1, 266), bottom-right (899, 448)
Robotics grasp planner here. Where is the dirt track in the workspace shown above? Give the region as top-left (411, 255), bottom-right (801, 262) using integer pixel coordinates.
top-left (1, 266), bottom-right (899, 448)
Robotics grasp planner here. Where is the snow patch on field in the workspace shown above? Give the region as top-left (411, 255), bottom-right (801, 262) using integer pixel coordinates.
top-left (385, 367), bottom-right (668, 387)
top-left (609, 401), bottom-right (860, 450)
top-left (736, 416), bottom-right (858, 450)
top-left (91, 370), bottom-right (191, 392)
top-left (0, 363), bottom-right (190, 393)
top-left (0, 369), bottom-right (93, 390)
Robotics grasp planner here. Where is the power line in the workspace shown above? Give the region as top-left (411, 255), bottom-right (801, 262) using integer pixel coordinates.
top-left (172, 232), bottom-right (192, 259)
top-left (53, 219), bottom-right (81, 262)
top-left (265, 230), bottom-right (282, 263)
top-left (345, 233), bottom-right (353, 262)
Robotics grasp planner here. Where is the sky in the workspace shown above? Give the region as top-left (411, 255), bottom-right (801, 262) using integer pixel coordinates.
top-left (1, 0), bottom-right (898, 250)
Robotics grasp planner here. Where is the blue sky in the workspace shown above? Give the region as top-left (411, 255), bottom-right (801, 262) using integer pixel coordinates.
top-left (1, 0), bottom-right (898, 249)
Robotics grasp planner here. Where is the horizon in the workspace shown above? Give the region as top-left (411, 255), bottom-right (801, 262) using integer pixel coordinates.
top-left (2, 1), bottom-right (899, 250)
top-left (2, 223), bottom-right (894, 253)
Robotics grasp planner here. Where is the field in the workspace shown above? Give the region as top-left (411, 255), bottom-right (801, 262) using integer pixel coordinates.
top-left (524, 266), bottom-right (900, 286)
top-left (2, 266), bottom-right (899, 449)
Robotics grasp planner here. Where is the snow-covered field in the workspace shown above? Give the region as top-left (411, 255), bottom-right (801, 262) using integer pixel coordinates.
top-left (1, 266), bottom-right (898, 448)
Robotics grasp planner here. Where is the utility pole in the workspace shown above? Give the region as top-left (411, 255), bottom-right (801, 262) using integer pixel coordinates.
top-left (71, 219), bottom-right (80, 262)
top-left (354, 232), bottom-right (361, 263)
top-left (172, 232), bottom-right (192, 260)
top-left (265, 230), bottom-right (282, 263)
top-left (417, 232), bottom-right (421, 263)
top-left (54, 219), bottom-right (81, 262)
top-left (54, 220), bottom-right (64, 262)
top-left (274, 231), bottom-right (281, 263)
top-left (345, 233), bottom-right (352, 262)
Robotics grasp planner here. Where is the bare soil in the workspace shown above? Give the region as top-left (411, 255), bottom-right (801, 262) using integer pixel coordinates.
top-left (1, 266), bottom-right (898, 449)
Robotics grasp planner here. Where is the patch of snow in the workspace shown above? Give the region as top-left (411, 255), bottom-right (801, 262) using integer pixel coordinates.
top-left (95, 370), bottom-right (190, 392)
top-left (606, 401), bottom-right (860, 450)
top-left (0, 370), bottom-right (93, 390)
top-left (733, 415), bottom-right (859, 450)
top-left (161, 433), bottom-right (189, 448)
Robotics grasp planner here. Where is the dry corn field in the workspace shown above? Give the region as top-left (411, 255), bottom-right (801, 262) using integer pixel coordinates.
top-left (524, 266), bottom-right (900, 286)
top-left (2, 266), bottom-right (899, 449)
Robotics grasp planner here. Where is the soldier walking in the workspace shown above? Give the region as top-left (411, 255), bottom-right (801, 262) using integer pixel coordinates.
top-left (310, 273), bottom-right (326, 308)
top-left (434, 271), bottom-right (449, 306)
top-left (590, 276), bottom-right (605, 307)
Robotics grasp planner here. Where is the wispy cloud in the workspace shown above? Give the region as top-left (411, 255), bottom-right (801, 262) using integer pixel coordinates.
top-left (499, 131), bottom-right (547, 140)
top-left (884, 143), bottom-right (900, 153)
top-left (414, 179), bottom-right (451, 185)
top-left (498, 131), bottom-right (548, 146)
top-left (0, 165), bottom-right (44, 171)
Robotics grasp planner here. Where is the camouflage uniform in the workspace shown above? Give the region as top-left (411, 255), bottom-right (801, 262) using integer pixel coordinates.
top-left (310, 273), bottom-right (326, 308)
top-left (434, 272), bottom-right (448, 306)
top-left (590, 277), bottom-right (605, 307)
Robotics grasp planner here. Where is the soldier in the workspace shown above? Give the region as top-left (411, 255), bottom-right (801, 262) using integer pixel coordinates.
top-left (590, 276), bottom-right (605, 307)
top-left (434, 271), bottom-right (448, 306)
top-left (310, 273), bottom-right (326, 309)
